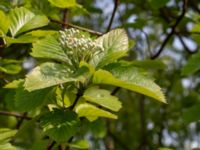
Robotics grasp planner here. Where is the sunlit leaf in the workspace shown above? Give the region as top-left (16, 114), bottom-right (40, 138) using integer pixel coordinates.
top-left (90, 29), bottom-right (129, 68)
top-left (93, 63), bottom-right (166, 103)
top-left (24, 62), bottom-right (77, 91)
top-left (69, 139), bottom-right (90, 149)
top-left (75, 102), bottom-right (117, 121)
top-left (83, 86), bottom-right (122, 111)
top-left (9, 7), bottom-right (49, 37)
top-left (0, 128), bottom-right (17, 142)
top-left (48, 0), bottom-right (78, 8)
top-left (31, 36), bottom-right (70, 63)
top-left (0, 10), bottom-right (10, 34)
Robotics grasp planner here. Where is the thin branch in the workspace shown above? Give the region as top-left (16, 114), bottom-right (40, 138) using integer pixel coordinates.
top-left (0, 111), bottom-right (31, 120)
top-left (65, 137), bottom-right (73, 150)
top-left (16, 112), bottom-right (28, 129)
top-left (50, 18), bottom-right (102, 36)
top-left (62, 9), bottom-right (68, 29)
top-left (141, 30), bottom-right (152, 57)
top-left (111, 87), bottom-right (120, 95)
top-left (176, 33), bottom-right (196, 54)
top-left (151, 0), bottom-right (188, 59)
top-left (106, 0), bottom-right (119, 32)
top-left (46, 141), bottom-right (56, 150)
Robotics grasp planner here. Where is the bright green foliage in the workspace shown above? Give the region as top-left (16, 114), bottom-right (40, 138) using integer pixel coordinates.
top-left (93, 63), bottom-right (166, 103)
top-left (90, 29), bottom-right (128, 68)
top-left (83, 86), bottom-right (122, 111)
top-left (0, 128), bottom-right (17, 150)
top-left (48, 0), bottom-right (78, 8)
top-left (9, 7), bottom-right (49, 37)
top-left (69, 139), bottom-right (90, 149)
top-left (56, 87), bottom-right (76, 108)
top-left (40, 109), bottom-right (80, 142)
top-left (31, 36), bottom-right (69, 63)
top-left (24, 62), bottom-right (78, 91)
top-left (0, 59), bottom-right (21, 74)
top-left (0, 10), bottom-right (10, 34)
top-left (0, 2), bottom-right (168, 148)
top-left (0, 128), bottom-right (17, 142)
top-left (75, 102), bottom-right (117, 121)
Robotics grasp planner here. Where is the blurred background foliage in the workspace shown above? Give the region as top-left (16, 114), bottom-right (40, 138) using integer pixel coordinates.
top-left (0, 0), bottom-right (200, 150)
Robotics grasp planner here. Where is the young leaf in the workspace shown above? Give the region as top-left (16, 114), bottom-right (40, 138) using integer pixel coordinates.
top-left (9, 7), bottom-right (49, 37)
top-left (182, 51), bottom-right (200, 75)
top-left (93, 64), bottom-right (166, 103)
top-left (0, 59), bottom-right (21, 74)
top-left (0, 143), bottom-right (17, 150)
top-left (0, 10), bottom-right (10, 34)
top-left (68, 139), bottom-right (90, 149)
top-left (83, 86), bottom-right (122, 111)
top-left (48, 0), bottom-right (78, 8)
top-left (0, 128), bottom-right (17, 142)
top-left (90, 29), bottom-right (129, 68)
top-left (31, 36), bottom-right (70, 63)
top-left (40, 109), bottom-right (80, 142)
top-left (75, 102), bottom-right (117, 121)
top-left (24, 62), bottom-right (77, 91)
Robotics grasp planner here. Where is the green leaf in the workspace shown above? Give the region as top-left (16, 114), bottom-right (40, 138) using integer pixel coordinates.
top-left (75, 102), bottom-right (117, 121)
top-left (24, 62), bottom-right (77, 91)
top-left (15, 87), bottom-right (51, 112)
top-left (183, 104), bottom-right (200, 123)
top-left (56, 87), bottom-right (76, 108)
top-left (69, 139), bottom-right (90, 149)
top-left (130, 59), bottom-right (166, 70)
top-left (182, 51), bottom-right (200, 75)
top-left (4, 79), bottom-right (24, 89)
top-left (88, 119), bottom-right (106, 138)
top-left (0, 59), bottom-right (21, 74)
top-left (0, 10), bottom-right (10, 34)
top-left (48, 0), bottom-right (78, 8)
top-left (0, 128), bottom-right (17, 142)
top-left (40, 109), bottom-right (79, 142)
top-left (5, 30), bottom-right (57, 45)
top-left (0, 143), bottom-right (17, 150)
top-left (93, 64), bottom-right (166, 103)
top-left (83, 86), bottom-right (122, 111)
top-left (31, 36), bottom-right (70, 63)
top-left (90, 29), bottom-right (129, 68)
top-left (9, 7), bottom-right (49, 37)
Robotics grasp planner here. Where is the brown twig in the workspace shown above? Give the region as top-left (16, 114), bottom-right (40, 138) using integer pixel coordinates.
top-left (50, 18), bottom-right (102, 36)
top-left (62, 9), bottom-right (68, 29)
top-left (106, 0), bottom-right (119, 32)
top-left (16, 112), bottom-right (28, 129)
top-left (0, 111), bottom-right (31, 120)
top-left (46, 141), bottom-right (56, 150)
top-left (151, 0), bottom-right (188, 59)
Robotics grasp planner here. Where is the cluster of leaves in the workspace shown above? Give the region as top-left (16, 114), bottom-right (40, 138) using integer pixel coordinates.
top-left (0, 0), bottom-right (168, 149)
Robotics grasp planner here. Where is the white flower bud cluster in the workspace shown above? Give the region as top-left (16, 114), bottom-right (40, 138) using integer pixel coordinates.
top-left (59, 28), bottom-right (104, 66)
